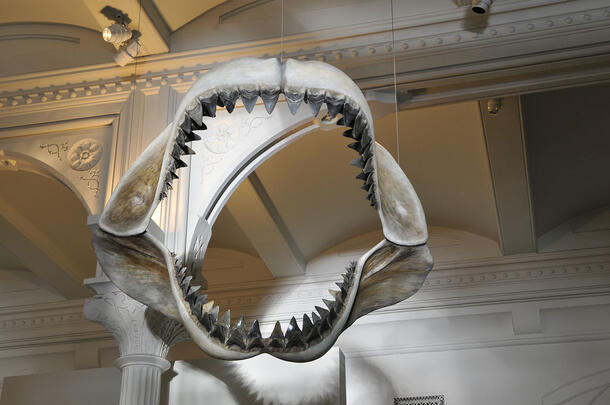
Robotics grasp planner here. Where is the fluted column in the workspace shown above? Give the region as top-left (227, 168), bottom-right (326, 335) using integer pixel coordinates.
top-left (83, 278), bottom-right (188, 405)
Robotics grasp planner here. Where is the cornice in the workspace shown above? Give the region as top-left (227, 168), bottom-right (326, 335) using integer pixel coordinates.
top-left (0, 2), bottom-right (608, 112)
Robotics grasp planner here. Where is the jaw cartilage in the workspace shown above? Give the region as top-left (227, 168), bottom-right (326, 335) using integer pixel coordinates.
top-left (92, 57), bottom-right (432, 362)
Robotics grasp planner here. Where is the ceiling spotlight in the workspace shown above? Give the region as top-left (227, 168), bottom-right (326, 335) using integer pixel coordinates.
top-left (114, 39), bottom-right (140, 67)
top-left (472, 0), bottom-right (493, 14)
top-left (102, 23), bottom-right (132, 45)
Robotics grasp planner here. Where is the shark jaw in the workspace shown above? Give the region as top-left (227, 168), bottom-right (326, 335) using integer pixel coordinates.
top-left (92, 57), bottom-right (433, 362)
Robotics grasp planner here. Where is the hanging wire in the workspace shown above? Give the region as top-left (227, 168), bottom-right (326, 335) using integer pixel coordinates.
top-left (390, 0), bottom-right (401, 165)
top-left (280, 0), bottom-right (285, 63)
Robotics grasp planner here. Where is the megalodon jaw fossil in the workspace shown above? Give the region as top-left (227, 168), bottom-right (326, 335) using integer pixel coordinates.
top-left (91, 57), bottom-right (433, 362)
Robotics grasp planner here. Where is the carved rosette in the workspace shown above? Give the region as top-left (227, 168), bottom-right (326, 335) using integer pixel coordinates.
top-left (68, 138), bottom-right (102, 171)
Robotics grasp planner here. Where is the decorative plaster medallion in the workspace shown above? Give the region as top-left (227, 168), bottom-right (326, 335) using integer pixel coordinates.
top-left (203, 120), bottom-right (239, 154)
top-left (68, 138), bottom-right (102, 171)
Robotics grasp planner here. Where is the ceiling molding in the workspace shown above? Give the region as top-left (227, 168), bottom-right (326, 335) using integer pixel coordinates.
top-left (0, 1), bottom-right (607, 110)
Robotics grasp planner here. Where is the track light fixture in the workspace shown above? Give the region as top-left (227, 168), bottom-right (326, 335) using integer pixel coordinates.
top-left (102, 23), bottom-right (132, 45)
top-left (472, 0), bottom-right (493, 14)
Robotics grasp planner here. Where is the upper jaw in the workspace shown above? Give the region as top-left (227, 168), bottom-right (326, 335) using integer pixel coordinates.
top-left (93, 57), bottom-right (432, 362)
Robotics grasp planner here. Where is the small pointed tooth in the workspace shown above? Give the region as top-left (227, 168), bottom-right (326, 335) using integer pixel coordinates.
top-left (284, 91), bottom-right (304, 115)
top-left (200, 312), bottom-right (213, 331)
top-left (367, 187), bottom-right (376, 201)
top-left (336, 283), bottom-right (348, 299)
top-left (248, 319), bottom-right (262, 339)
top-left (187, 102), bottom-right (203, 126)
top-left (342, 274), bottom-right (352, 285)
top-left (261, 89), bottom-right (280, 114)
top-left (190, 130), bottom-right (204, 141)
top-left (319, 317), bottom-right (331, 334)
top-left (361, 132), bottom-right (372, 148)
top-left (342, 129), bottom-right (354, 139)
top-left (219, 310), bottom-right (230, 328)
top-left (209, 322), bottom-right (227, 342)
top-left (302, 314), bottom-right (313, 336)
top-left (159, 191), bottom-right (167, 200)
top-left (270, 321), bottom-right (284, 340)
top-left (356, 172), bottom-right (367, 181)
top-left (328, 307), bottom-right (338, 323)
top-left (169, 171), bottom-right (179, 180)
top-left (171, 144), bottom-right (183, 160)
top-left (323, 299), bottom-right (336, 311)
top-left (180, 116), bottom-right (192, 133)
top-left (226, 316), bottom-right (247, 349)
top-left (350, 157), bottom-right (365, 169)
top-left (353, 115), bottom-right (367, 138)
top-left (202, 300), bottom-right (214, 313)
top-left (200, 94), bottom-right (218, 118)
top-left (180, 275), bottom-right (193, 287)
top-left (329, 289), bottom-right (342, 301)
top-left (174, 157), bottom-right (188, 169)
top-left (285, 316), bottom-right (302, 340)
top-left (209, 305), bottom-right (219, 320)
top-left (186, 284), bottom-right (201, 297)
top-left (347, 141), bottom-right (362, 153)
top-left (178, 143), bottom-right (196, 155)
top-left (194, 294), bottom-right (208, 308)
top-left (361, 182), bottom-right (373, 192)
top-left (315, 305), bottom-right (329, 318)
top-left (363, 157), bottom-right (374, 173)
top-left (326, 101), bottom-right (344, 119)
top-left (342, 104), bottom-right (359, 127)
top-left (219, 90), bottom-right (238, 113)
top-left (348, 261), bottom-right (357, 273)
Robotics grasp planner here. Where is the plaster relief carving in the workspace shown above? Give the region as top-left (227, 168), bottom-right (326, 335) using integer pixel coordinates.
top-left (68, 138), bottom-right (102, 171)
top-left (79, 168), bottom-right (101, 197)
top-left (39, 141), bottom-right (69, 161)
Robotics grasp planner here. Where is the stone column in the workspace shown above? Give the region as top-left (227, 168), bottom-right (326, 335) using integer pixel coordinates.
top-left (83, 278), bottom-right (188, 405)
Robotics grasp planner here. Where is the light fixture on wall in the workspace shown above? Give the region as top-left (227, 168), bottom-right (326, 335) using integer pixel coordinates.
top-left (472, 0), bottom-right (493, 14)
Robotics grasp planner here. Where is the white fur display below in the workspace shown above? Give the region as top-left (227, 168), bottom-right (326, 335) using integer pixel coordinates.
top-left (230, 348), bottom-right (343, 405)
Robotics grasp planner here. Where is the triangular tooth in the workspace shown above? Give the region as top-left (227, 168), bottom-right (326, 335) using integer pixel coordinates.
top-left (336, 283), bottom-right (348, 299)
top-left (171, 144), bottom-right (183, 160)
top-left (186, 284), bottom-right (201, 298)
top-left (201, 300), bottom-right (214, 313)
top-left (329, 289), bottom-right (342, 301)
top-left (285, 91), bottom-right (303, 115)
top-left (194, 294), bottom-right (208, 308)
top-left (306, 91), bottom-right (324, 116)
top-left (219, 90), bottom-right (238, 113)
top-left (189, 130), bottom-right (203, 142)
top-left (159, 191), bottom-right (167, 200)
top-left (361, 182), bottom-right (373, 192)
top-left (342, 129), bottom-right (354, 139)
top-left (178, 143), bottom-right (196, 155)
top-left (315, 305), bottom-right (329, 318)
top-left (347, 141), bottom-right (362, 153)
top-left (219, 310), bottom-right (230, 328)
top-left (180, 275), bottom-right (193, 288)
top-left (323, 299), bottom-right (336, 311)
top-left (326, 100), bottom-right (344, 119)
top-left (165, 181), bottom-right (173, 191)
top-left (248, 319), bottom-right (262, 339)
top-left (270, 321), bottom-right (284, 340)
top-left (209, 321), bottom-right (227, 342)
top-left (285, 316), bottom-right (302, 340)
top-left (169, 170), bottom-right (179, 180)
top-left (312, 312), bottom-right (321, 324)
top-left (350, 157), bottom-right (365, 168)
top-left (353, 115), bottom-right (367, 139)
top-left (319, 317), bottom-right (331, 334)
top-left (226, 315), bottom-right (247, 349)
top-left (180, 116), bottom-right (192, 133)
top-left (328, 307), bottom-right (338, 323)
top-left (261, 89), bottom-right (280, 114)
top-left (209, 305), bottom-right (219, 320)
top-left (342, 104), bottom-right (358, 127)
top-left (240, 89), bottom-right (258, 113)
top-left (356, 172), bottom-right (367, 181)
top-left (174, 157), bottom-right (188, 169)
top-left (177, 266), bottom-right (187, 277)
top-left (302, 314), bottom-right (313, 336)
top-left (361, 132), bottom-right (372, 148)
top-left (200, 312), bottom-right (213, 331)
top-left (200, 94), bottom-right (218, 118)
top-left (363, 157), bottom-right (374, 173)
top-left (343, 273), bottom-right (352, 285)
top-left (187, 102), bottom-right (203, 126)
top-left (348, 261), bottom-right (357, 273)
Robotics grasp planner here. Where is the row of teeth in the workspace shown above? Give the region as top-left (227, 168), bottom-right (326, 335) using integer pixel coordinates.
top-left (175, 260), bottom-right (357, 352)
top-left (159, 86), bottom-right (378, 208)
